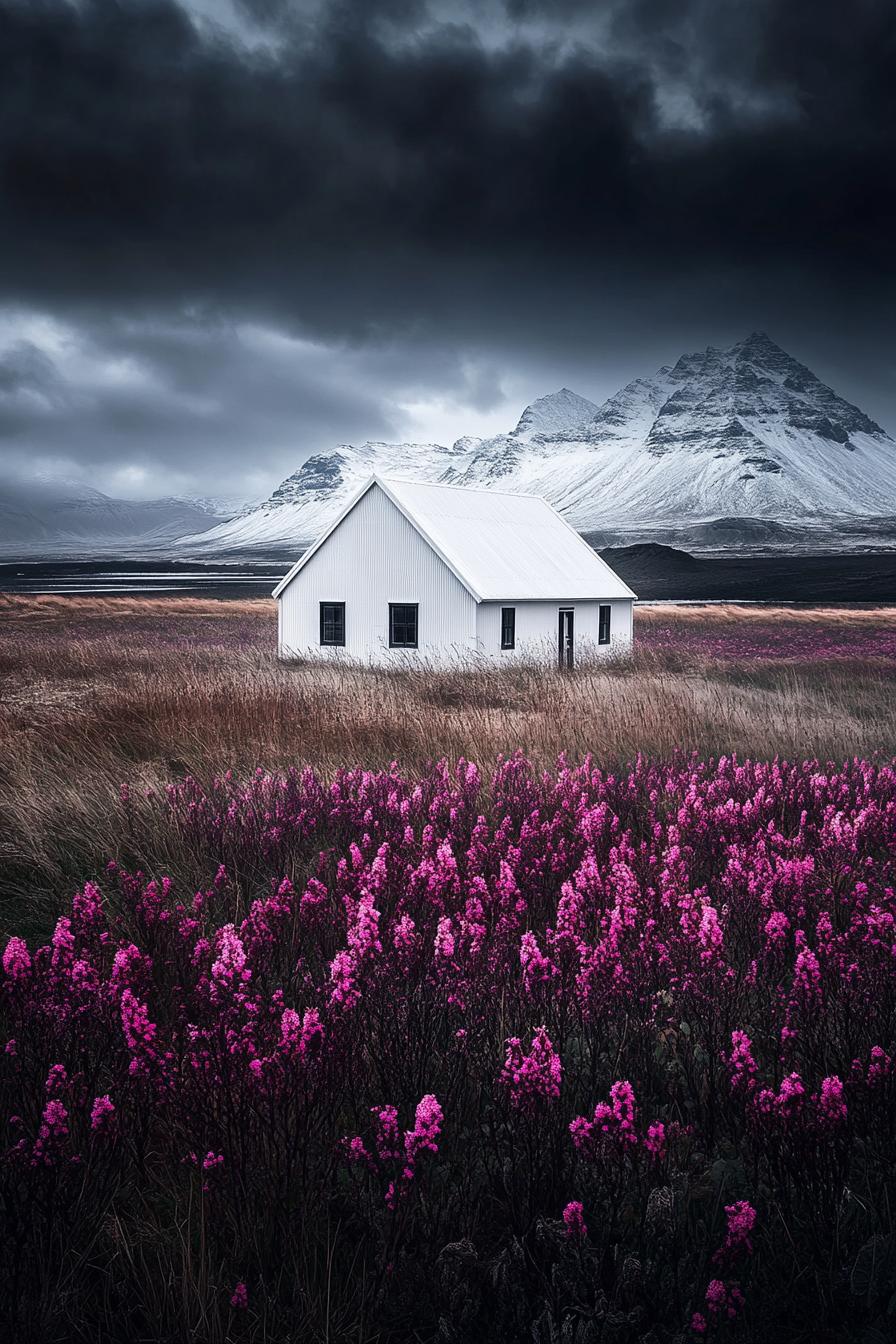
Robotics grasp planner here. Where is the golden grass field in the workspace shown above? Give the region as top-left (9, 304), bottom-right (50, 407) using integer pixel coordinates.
top-left (2, 594), bottom-right (896, 934)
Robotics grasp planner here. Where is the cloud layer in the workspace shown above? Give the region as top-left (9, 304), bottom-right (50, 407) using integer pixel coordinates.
top-left (0, 0), bottom-right (893, 499)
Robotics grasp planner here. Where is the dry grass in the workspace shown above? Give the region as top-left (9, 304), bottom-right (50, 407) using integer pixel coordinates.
top-left (636, 601), bottom-right (896, 627)
top-left (2, 595), bottom-right (896, 935)
top-left (0, 592), bottom-right (272, 622)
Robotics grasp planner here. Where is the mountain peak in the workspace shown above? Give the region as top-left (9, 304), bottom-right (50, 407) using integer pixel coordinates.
top-left (730, 331), bottom-right (791, 362)
top-left (512, 387), bottom-right (600, 439)
top-left (177, 335), bottom-right (896, 554)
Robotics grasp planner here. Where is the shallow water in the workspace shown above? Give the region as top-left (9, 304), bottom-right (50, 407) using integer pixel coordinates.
top-left (0, 561), bottom-right (284, 598)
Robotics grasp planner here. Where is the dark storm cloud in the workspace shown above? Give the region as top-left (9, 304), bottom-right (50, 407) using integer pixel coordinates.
top-left (3, 0), bottom-right (894, 318)
top-left (0, 0), bottom-right (894, 497)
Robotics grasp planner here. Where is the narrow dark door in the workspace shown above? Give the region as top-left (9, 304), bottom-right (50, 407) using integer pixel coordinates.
top-left (558, 608), bottom-right (574, 669)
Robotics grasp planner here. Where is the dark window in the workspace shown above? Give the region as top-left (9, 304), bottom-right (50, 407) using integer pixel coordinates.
top-left (501, 607), bottom-right (516, 649)
top-left (319, 602), bottom-right (345, 646)
top-left (598, 604), bottom-right (611, 644)
top-left (389, 603), bottom-right (418, 648)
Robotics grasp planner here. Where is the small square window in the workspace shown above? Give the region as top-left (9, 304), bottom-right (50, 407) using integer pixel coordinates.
top-left (500, 607), bottom-right (516, 650)
top-left (320, 602), bottom-right (345, 646)
top-left (598, 604), bottom-right (611, 644)
top-left (389, 603), bottom-right (418, 648)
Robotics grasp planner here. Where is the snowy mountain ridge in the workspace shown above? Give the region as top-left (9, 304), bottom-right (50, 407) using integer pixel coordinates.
top-left (178, 331), bottom-right (896, 552)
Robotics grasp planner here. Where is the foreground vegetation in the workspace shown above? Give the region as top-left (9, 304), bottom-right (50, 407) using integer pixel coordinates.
top-left (4, 754), bottom-right (896, 1342)
top-left (2, 596), bottom-right (896, 1340)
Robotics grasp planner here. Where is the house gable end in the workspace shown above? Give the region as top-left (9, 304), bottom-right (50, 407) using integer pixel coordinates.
top-left (273, 477), bottom-right (480, 601)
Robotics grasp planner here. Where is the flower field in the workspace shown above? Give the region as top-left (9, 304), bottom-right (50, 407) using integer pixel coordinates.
top-left (4, 754), bottom-right (896, 1341)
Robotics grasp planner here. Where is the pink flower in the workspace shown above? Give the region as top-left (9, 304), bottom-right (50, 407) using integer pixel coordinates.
top-left (697, 903), bottom-right (724, 959)
top-left (329, 949), bottom-right (359, 1010)
top-left (2, 936), bottom-right (31, 981)
top-left (348, 892), bottom-right (382, 961)
top-left (500, 1027), bottom-right (562, 1110)
top-left (50, 917), bottom-right (75, 968)
top-left (344, 1094), bottom-right (443, 1208)
top-left (727, 1030), bottom-right (757, 1091)
top-left (110, 943), bottom-right (148, 992)
top-left (90, 1095), bottom-right (116, 1134)
top-left (703, 1279), bottom-right (745, 1322)
top-left (562, 1200), bottom-right (587, 1241)
top-left (120, 988), bottom-right (158, 1075)
top-left (405, 1094), bottom-right (443, 1165)
top-left (714, 1201), bottom-right (756, 1265)
top-left (434, 916), bottom-right (456, 961)
top-left (393, 915), bottom-right (418, 955)
top-left (45, 1063), bottom-right (68, 1095)
top-left (644, 1121), bottom-right (667, 1160)
top-left (230, 1281), bottom-right (248, 1309)
top-left (570, 1081), bottom-right (639, 1154)
top-left (817, 1075), bottom-right (847, 1126)
top-left (279, 1006), bottom-right (303, 1050)
top-left (372, 1105), bottom-right (402, 1162)
top-left (610, 1080), bottom-right (636, 1131)
top-left (32, 1098), bottom-right (69, 1166)
top-left (867, 1046), bottom-right (892, 1084)
top-left (344, 1136), bottom-right (373, 1166)
top-left (763, 910), bottom-right (790, 944)
top-left (519, 932), bottom-right (558, 993)
top-left (211, 924), bottom-right (249, 986)
top-left (793, 944), bottom-right (822, 1002)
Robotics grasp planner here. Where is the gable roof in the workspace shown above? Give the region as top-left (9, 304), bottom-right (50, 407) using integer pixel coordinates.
top-left (273, 475), bottom-right (637, 602)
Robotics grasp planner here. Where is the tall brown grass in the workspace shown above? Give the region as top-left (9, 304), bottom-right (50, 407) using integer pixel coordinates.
top-left (636, 601), bottom-right (896, 627)
top-left (2, 596), bottom-right (896, 936)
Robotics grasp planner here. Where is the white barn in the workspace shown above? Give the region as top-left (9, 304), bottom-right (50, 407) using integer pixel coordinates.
top-left (273, 476), bottom-right (636, 667)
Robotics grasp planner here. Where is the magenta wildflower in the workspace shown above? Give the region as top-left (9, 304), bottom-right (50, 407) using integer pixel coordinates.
top-left (32, 1098), bottom-right (69, 1166)
top-left (500, 1027), bottom-right (562, 1110)
top-left (2, 936), bottom-right (31, 981)
top-left (817, 1075), bottom-right (847, 1126)
top-left (714, 1201), bottom-right (756, 1265)
top-left (644, 1121), bottom-right (667, 1160)
top-left (562, 1200), bottom-right (587, 1241)
top-left (211, 924), bottom-right (249, 987)
top-left (570, 1080), bottom-right (639, 1154)
top-left (727, 1030), bottom-right (757, 1091)
top-left (329, 949), bottom-right (359, 1010)
top-left (434, 915), bottom-right (455, 961)
top-left (90, 1095), bottom-right (116, 1134)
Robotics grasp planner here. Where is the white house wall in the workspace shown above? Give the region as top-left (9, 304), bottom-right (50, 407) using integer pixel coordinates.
top-left (278, 483), bottom-right (477, 662)
top-left (475, 599), bottom-right (633, 661)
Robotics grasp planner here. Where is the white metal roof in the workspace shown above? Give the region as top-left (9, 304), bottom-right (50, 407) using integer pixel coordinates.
top-left (273, 475), bottom-right (636, 602)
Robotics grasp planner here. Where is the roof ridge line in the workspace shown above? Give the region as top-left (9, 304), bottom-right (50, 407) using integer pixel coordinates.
top-left (375, 473), bottom-right (548, 502)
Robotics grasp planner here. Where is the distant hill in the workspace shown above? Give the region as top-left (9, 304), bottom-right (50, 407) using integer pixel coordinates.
top-left (601, 542), bottom-right (896, 602)
top-left (0, 480), bottom-right (233, 556)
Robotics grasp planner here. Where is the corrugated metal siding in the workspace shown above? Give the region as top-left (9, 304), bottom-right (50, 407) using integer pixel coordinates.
top-left (476, 599), bottom-right (634, 661)
top-left (278, 483), bottom-right (477, 662)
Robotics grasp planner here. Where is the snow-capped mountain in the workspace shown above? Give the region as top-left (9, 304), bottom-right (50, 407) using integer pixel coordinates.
top-left (183, 333), bottom-right (896, 553)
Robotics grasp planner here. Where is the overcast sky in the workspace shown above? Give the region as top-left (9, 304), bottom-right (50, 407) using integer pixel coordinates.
top-left (1, 0), bottom-right (894, 502)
